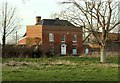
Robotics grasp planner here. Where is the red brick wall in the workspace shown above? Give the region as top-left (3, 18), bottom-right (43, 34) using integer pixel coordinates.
top-left (26, 25), bottom-right (83, 55)
top-left (26, 25), bottom-right (42, 45)
top-left (42, 25), bottom-right (83, 55)
top-left (27, 25), bottom-right (42, 39)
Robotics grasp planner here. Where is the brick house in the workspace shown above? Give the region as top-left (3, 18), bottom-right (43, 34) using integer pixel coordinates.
top-left (18, 16), bottom-right (83, 55)
top-left (83, 32), bottom-right (120, 54)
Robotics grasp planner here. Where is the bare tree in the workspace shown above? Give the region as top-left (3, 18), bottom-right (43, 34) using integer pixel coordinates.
top-left (21, 0), bottom-right (31, 4)
top-left (58, 0), bottom-right (120, 63)
top-left (0, 2), bottom-right (21, 57)
top-left (7, 32), bottom-right (23, 45)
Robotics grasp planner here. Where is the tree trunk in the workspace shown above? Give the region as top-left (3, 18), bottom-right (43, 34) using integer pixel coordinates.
top-left (2, 34), bottom-right (6, 58)
top-left (100, 46), bottom-right (106, 63)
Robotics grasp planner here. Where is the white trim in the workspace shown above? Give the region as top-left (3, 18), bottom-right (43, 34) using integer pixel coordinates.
top-left (73, 41), bottom-right (77, 42)
top-left (61, 41), bottom-right (65, 42)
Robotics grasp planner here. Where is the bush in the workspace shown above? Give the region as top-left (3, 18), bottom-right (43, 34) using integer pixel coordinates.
top-left (3, 45), bottom-right (43, 58)
top-left (32, 49), bottom-right (43, 58)
top-left (45, 51), bottom-right (54, 57)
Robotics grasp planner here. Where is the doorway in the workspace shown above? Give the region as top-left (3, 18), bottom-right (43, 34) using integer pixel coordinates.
top-left (61, 44), bottom-right (67, 55)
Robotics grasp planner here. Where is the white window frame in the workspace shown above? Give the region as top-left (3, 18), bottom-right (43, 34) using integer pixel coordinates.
top-left (73, 34), bottom-right (77, 42)
top-left (49, 33), bottom-right (54, 42)
top-left (61, 34), bottom-right (66, 42)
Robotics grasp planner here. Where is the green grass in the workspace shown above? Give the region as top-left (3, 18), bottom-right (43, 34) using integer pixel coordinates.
top-left (2, 56), bottom-right (118, 81)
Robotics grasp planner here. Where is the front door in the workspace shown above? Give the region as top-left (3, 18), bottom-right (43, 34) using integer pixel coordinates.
top-left (61, 44), bottom-right (67, 55)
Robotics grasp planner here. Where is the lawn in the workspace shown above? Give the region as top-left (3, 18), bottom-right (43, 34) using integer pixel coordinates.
top-left (2, 56), bottom-right (118, 81)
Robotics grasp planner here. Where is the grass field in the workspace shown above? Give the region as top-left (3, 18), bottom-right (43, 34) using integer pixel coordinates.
top-left (2, 56), bottom-right (118, 81)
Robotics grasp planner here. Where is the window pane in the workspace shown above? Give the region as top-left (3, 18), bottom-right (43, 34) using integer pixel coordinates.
top-left (61, 34), bottom-right (65, 42)
top-left (73, 34), bottom-right (77, 42)
top-left (73, 46), bottom-right (77, 54)
top-left (49, 33), bottom-right (54, 42)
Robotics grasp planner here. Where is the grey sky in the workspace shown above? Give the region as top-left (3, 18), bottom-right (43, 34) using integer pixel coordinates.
top-left (1, 0), bottom-right (62, 24)
top-left (0, 0), bottom-right (63, 43)
top-left (0, 0), bottom-right (119, 43)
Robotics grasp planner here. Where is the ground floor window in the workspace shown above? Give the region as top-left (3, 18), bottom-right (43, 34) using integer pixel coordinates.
top-left (85, 47), bottom-right (89, 55)
top-left (73, 46), bottom-right (77, 54)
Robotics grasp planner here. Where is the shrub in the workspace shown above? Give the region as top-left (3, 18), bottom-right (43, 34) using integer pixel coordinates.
top-left (45, 51), bottom-right (54, 57)
top-left (3, 45), bottom-right (43, 58)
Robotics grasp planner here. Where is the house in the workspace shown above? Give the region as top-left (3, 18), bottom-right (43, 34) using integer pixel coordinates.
top-left (83, 31), bottom-right (120, 53)
top-left (18, 16), bottom-right (83, 55)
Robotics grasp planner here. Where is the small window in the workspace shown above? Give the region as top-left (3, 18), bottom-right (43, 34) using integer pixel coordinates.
top-left (61, 34), bottom-right (65, 42)
top-left (73, 34), bottom-right (77, 42)
top-left (49, 33), bottom-right (54, 42)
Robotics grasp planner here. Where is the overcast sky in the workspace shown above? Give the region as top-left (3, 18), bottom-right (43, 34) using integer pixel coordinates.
top-left (0, 0), bottom-right (64, 43)
top-left (0, 0), bottom-right (119, 44)
top-left (1, 0), bottom-right (62, 24)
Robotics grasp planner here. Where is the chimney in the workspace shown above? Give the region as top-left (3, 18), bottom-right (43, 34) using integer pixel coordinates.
top-left (55, 18), bottom-right (59, 20)
top-left (36, 16), bottom-right (41, 24)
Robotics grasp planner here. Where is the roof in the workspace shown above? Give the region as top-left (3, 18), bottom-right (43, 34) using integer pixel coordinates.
top-left (23, 33), bottom-right (26, 37)
top-left (18, 36), bottom-right (26, 45)
top-left (87, 32), bottom-right (120, 42)
top-left (22, 18), bottom-right (83, 39)
top-left (36, 19), bottom-right (76, 26)
top-left (88, 43), bottom-right (101, 48)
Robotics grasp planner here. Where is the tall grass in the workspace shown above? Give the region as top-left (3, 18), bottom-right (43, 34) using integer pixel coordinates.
top-left (2, 56), bottom-right (118, 81)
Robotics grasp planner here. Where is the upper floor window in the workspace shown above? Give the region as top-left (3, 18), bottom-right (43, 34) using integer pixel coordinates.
top-left (61, 34), bottom-right (65, 42)
top-left (73, 34), bottom-right (77, 42)
top-left (49, 33), bottom-right (54, 42)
